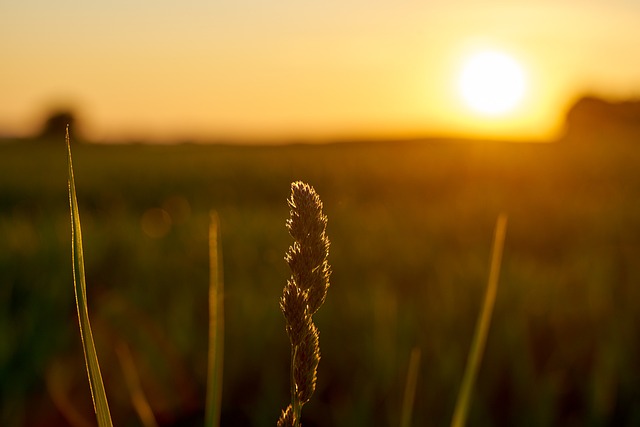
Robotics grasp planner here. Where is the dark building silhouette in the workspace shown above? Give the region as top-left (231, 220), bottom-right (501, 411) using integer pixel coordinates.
top-left (564, 95), bottom-right (640, 142)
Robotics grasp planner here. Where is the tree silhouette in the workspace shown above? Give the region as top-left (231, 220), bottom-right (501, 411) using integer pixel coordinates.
top-left (39, 110), bottom-right (76, 139)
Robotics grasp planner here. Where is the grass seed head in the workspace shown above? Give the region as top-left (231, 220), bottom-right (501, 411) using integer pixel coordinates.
top-left (277, 405), bottom-right (294, 427)
top-left (279, 181), bottom-right (331, 426)
top-left (280, 280), bottom-right (309, 347)
top-left (293, 319), bottom-right (320, 405)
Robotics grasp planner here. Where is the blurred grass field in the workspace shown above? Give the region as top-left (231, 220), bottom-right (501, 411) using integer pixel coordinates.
top-left (1, 136), bottom-right (640, 426)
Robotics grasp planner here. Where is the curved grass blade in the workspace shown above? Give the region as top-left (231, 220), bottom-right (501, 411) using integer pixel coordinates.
top-left (67, 127), bottom-right (114, 427)
top-left (205, 211), bottom-right (224, 427)
top-left (450, 213), bottom-right (507, 427)
top-left (116, 342), bottom-right (158, 427)
top-left (45, 362), bottom-right (94, 427)
top-left (400, 347), bottom-right (421, 427)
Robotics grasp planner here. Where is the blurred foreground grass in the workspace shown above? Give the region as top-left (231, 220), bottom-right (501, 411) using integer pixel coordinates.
top-left (1, 137), bottom-right (640, 426)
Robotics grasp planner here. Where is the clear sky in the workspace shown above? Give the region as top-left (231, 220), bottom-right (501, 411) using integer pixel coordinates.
top-left (2, 0), bottom-right (640, 142)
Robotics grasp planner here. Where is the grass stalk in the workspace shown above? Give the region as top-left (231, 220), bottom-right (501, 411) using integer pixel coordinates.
top-left (67, 127), bottom-right (114, 427)
top-left (115, 343), bottom-right (158, 427)
top-left (205, 211), bottom-right (225, 427)
top-left (278, 182), bottom-right (331, 427)
top-left (450, 213), bottom-right (508, 427)
top-left (400, 347), bottom-right (421, 427)
top-left (45, 364), bottom-right (93, 427)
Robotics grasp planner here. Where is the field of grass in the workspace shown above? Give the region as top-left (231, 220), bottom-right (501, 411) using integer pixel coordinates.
top-left (1, 136), bottom-right (640, 426)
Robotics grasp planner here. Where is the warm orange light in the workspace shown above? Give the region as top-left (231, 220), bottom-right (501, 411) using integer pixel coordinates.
top-left (458, 50), bottom-right (527, 117)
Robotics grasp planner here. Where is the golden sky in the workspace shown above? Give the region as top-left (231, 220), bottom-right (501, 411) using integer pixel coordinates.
top-left (2, 1), bottom-right (640, 142)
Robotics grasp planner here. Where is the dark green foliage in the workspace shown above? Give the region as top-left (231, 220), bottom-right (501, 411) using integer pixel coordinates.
top-left (1, 138), bottom-right (640, 426)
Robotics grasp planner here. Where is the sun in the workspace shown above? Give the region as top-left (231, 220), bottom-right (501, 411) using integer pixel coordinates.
top-left (458, 50), bottom-right (527, 117)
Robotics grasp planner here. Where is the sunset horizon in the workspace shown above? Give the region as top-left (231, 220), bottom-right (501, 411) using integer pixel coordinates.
top-left (3, 1), bottom-right (640, 143)
top-left (5, 3), bottom-right (640, 425)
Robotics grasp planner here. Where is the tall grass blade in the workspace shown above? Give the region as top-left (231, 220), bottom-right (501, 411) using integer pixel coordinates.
top-left (116, 342), bottom-right (158, 427)
top-left (67, 127), bottom-right (114, 427)
top-left (45, 363), bottom-right (93, 427)
top-left (205, 211), bottom-right (224, 427)
top-left (400, 347), bottom-right (421, 427)
top-left (450, 213), bottom-right (507, 427)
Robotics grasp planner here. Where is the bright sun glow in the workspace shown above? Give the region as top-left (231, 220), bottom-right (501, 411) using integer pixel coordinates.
top-left (458, 50), bottom-right (527, 117)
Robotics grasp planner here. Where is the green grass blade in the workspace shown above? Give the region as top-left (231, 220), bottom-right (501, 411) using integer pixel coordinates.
top-left (450, 213), bottom-right (507, 427)
top-left (116, 342), bottom-right (158, 427)
top-left (67, 128), bottom-right (114, 427)
top-left (400, 347), bottom-right (421, 427)
top-left (205, 211), bottom-right (224, 427)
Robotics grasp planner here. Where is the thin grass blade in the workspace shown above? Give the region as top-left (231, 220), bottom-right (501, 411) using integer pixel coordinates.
top-left (450, 213), bottom-right (507, 427)
top-left (400, 347), bottom-right (421, 427)
top-left (116, 342), bottom-right (158, 427)
top-left (67, 128), bottom-right (114, 427)
top-left (45, 363), bottom-right (93, 427)
top-left (205, 211), bottom-right (224, 427)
